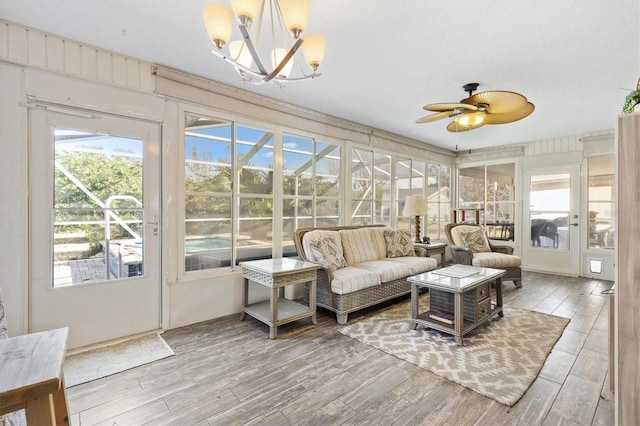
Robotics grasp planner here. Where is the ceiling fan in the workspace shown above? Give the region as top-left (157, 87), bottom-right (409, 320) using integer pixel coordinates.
top-left (416, 83), bottom-right (535, 132)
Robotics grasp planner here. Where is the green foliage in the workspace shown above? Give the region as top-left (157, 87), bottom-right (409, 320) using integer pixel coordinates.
top-left (55, 151), bottom-right (143, 247)
top-left (623, 89), bottom-right (640, 114)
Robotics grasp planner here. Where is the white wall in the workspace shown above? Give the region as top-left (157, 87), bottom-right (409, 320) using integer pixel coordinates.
top-left (0, 19), bottom-right (617, 339)
top-left (0, 20), bottom-right (454, 336)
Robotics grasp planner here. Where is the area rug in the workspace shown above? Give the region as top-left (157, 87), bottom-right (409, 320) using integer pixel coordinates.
top-left (339, 298), bottom-right (569, 406)
top-left (64, 333), bottom-right (174, 387)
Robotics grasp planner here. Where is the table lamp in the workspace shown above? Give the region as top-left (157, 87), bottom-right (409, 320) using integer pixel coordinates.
top-left (403, 195), bottom-right (429, 243)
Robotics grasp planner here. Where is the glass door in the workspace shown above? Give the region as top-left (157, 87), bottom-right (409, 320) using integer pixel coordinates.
top-left (522, 166), bottom-right (581, 275)
top-left (29, 109), bottom-right (161, 349)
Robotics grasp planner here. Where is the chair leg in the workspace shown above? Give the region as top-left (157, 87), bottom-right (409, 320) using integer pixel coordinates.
top-left (513, 279), bottom-right (522, 288)
top-left (336, 313), bottom-right (348, 325)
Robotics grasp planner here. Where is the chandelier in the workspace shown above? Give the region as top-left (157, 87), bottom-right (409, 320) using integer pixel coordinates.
top-left (203, 0), bottom-right (326, 85)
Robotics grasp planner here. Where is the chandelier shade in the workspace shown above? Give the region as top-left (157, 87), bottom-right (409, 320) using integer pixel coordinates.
top-left (230, 0), bottom-right (261, 23)
top-left (203, 0), bottom-right (325, 85)
top-left (203, 4), bottom-right (234, 49)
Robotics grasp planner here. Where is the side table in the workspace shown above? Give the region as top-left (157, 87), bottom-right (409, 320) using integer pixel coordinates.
top-left (0, 327), bottom-right (70, 425)
top-left (414, 242), bottom-right (447, 266)
top-left (240, 258), bottom-right (320, 339)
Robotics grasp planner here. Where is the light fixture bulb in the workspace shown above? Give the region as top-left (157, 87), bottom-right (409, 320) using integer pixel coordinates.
top-left (456, 111), bottom-right (486, 127)
top-left (302, 34), bottom-right (325, 70)
top-left (279, 0), bottom-right (310, 39)
top-left (272, 48), bottom-right (294, 77)
top-left (203, 4), bottom-right (234, 49)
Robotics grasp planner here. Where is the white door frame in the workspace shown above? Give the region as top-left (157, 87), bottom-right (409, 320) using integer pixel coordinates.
top-left (29, 107), bottom-right (162, 349)
top-left (522, 156), bottom-right (581, 276)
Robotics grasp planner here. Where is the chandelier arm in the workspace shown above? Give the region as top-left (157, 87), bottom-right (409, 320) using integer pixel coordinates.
top-left (238, 24), bottom-right (269, 75)
top-left (272, 72), bottom-right (321, 82)
top-left (264, 38), bottom-right (303, 83)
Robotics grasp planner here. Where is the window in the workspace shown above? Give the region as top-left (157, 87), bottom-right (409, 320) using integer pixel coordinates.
top-left (282, 133), bottom-right (341, 252)
top-left (184, 115), bottom-right (233, 271)
top-left (529, 173), bottom-right (570, 249)
top-left (183, 114), bottom-right (275, 270)
top-left (458, 162), bottom-right (516, 241)
top-left (54, 129), bottom-right (144, 285)
top-left (587, 155), bottom-right (615, 249)
top-left (393, 159), bottom-right (451, 240)
top-left (351, 148), bottom-right (391, 225)
top-left (426, 164), bottom-right (451, 240)
top-left (485, 163), bottom-right (515, 241)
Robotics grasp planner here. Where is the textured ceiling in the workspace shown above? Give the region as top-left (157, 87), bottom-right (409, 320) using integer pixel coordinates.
top-left (1, 0), bottom-right (638, 151)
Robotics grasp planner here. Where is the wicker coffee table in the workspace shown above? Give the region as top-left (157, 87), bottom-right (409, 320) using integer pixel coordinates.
top-left (408, 265), bottom-right (505, 345)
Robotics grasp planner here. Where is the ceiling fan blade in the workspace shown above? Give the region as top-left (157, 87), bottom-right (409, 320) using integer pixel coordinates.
top-left (423, 102), bottom-right (478, 112)
top-left (485, 102), bottom-right (535, 124)
top-left (446, 120), bottom-right (486, 132)
top-left (415, 111), bottom-right (453, 124)
top-left (464, 91), bottom-right (530, 114)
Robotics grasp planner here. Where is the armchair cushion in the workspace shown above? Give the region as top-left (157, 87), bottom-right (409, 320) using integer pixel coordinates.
top-left (458, 228), bottom-right (492, 254)
top-left (471, 252), bottom-right (521, 268)
top-left (383, 230), bottom-right (416, 258)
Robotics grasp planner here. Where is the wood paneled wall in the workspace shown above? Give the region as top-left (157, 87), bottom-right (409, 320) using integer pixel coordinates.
top-left (616, 112), bottom-right (640, 425)
top-left (0, 21), bottom-right (154, 92)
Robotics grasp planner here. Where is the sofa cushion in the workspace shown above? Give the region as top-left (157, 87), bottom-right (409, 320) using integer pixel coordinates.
top-left (353, 260), bottom-right (413, 283)
top-left (383, 230), bottom-right (416, 258)
top-left (386, 256), bottom-right (437, 275)
top-left (370, 227), bottom-right (394, 259)
top-left (339, 228), bottom-right (386, 265)
top-left (309, 235), bottom-right (347, 277)
top-left (331, 267), bottom-right (381, 295)
top-left (471, 252), bottom-right (522, 268)
top-left (302, 230), bottom-right (343, 263)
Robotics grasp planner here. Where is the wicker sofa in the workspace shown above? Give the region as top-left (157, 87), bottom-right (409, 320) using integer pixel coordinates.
top-left (294, 224), bottom-right (438, 324)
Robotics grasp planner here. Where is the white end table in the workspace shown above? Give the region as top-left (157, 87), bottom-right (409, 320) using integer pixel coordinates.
top-left (413, 242), bottom-right (448, 266)
top-left (240, 258), bottom-right (320, 339)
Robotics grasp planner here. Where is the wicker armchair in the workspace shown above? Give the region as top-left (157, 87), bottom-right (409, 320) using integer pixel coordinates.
top-left (444, 223), bottom-right (522, 288)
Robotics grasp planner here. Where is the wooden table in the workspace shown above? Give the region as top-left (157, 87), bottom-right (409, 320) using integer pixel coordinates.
top-left (414, 242), bottom-right (448, 266)
top-left (408, 265), bottom-right (504, 346)
top-left (0, 327), bottom-right (70, 425)
top-left (240, 258), bottom-right (320, 339)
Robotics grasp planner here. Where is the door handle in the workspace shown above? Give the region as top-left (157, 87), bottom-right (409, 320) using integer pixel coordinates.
top-left (570, 223), bottom-right (579, 226)
top-left (146, 215), bottom-right (159, 236)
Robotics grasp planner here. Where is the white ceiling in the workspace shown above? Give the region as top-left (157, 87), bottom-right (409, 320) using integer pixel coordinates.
top-left (1, 0), bottom-right (638, 151)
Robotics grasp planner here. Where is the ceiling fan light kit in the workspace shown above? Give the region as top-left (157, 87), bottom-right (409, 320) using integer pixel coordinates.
top-left (203, 0), bottom-right (326, 85)
top-left (417, 82), bottom-right (535, 132)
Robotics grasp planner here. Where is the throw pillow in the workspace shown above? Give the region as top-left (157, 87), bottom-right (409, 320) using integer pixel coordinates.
top-left (383, 230), bottom-right (416, 258)
top-left (459, 229), bottom-right (492, 254)
top-left (309, 236), bottom-right (347, 278)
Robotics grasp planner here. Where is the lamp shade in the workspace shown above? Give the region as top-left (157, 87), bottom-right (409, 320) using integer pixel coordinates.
top-left (203, 4), bottom-right (233, 49)
top-left (302, 34), bottom-right (325, 70)
top-left (403, 195), bottom-right (428, 216)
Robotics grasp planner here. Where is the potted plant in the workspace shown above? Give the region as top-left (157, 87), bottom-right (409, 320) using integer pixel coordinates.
top-left (623, 78), bottom-right (640, 113)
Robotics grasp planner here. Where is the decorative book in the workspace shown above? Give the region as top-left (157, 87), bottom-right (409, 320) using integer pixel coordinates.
top-left (428, 310), bottom-right (455, 325)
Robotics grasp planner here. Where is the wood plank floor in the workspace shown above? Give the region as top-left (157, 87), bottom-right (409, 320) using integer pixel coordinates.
top-left (66, 271), bottom-right (614, 425)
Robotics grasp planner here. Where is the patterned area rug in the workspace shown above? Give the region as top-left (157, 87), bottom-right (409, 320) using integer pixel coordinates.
top-left (64, 333), bottom-right (174, 387)
top-left (339, 297), bottom-right (569, 406)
